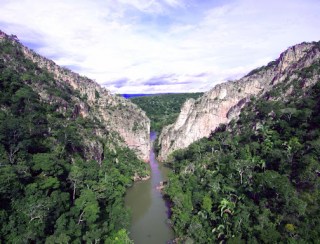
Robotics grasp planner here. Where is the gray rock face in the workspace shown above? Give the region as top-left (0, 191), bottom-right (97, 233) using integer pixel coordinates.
top-left (0, 30), bottom-right (151, 161)
top-left (158, 42), bottom-right (320, 161)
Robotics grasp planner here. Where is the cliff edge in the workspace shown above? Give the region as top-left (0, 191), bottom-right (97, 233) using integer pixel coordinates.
top-left (158, 41), bottom-right (320, 161)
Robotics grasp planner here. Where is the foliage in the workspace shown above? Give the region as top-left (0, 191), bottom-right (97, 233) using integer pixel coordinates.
top-left (165, 67), bottom-right (320, 243)
top-left (0, 38), bottom-right (149, 242)
top-left (130, 93), bottom-right (203, 133)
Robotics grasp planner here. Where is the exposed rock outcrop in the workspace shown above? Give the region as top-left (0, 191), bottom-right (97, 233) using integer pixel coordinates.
top-left (158, 41), bottom-right (320, 161)
top-left (133, 173), bottom-right (151, 181)
top-left (0, 30), bottom-right (151, 161)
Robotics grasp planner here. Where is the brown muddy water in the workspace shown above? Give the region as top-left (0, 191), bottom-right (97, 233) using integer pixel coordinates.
top-left (125, 132), bottom-right (174, 244)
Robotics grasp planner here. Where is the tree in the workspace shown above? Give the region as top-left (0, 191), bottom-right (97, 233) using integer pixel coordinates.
top-left (69, 162), bottom-right (84, 201)
top-left (202, 195), bottom-right (212, 213)
top-left (75, 189), bottom-right (100, 225)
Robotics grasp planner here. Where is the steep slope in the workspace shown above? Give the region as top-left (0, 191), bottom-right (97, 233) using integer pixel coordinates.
top-left (0, 30), bottom-right (150, 161)
top-left (0, 31), bottom-right (151, 242)
top-left (158, 41), bottom-right (320, 161)
top-left (164, 57), bottom-right (320, 242)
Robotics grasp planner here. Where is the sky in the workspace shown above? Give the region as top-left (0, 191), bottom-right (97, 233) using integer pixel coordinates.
top-left (0, 0), bottom-right (320, 94)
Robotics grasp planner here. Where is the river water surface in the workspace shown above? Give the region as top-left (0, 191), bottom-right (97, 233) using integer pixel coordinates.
top-left (125, 132), bottom-right (174, 243)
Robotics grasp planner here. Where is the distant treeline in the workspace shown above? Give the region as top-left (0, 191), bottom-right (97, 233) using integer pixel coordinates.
top-left (130, 93), bottom-right (203, 133)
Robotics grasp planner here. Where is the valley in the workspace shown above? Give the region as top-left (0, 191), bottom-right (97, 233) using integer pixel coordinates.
top-left (1, 28), bottom-right (320, 243)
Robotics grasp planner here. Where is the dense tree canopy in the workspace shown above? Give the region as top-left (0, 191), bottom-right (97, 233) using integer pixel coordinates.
top-left (0, 39), bottom-right (149, 242)
top-left (164, 63), bottom-right (320, 243)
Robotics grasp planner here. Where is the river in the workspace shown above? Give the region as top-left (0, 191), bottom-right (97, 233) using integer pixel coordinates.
top-left (125, 132), bottom-right (174, 244)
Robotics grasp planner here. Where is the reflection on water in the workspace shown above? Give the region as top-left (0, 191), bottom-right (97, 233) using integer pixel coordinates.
top-left (125, 132), bottom-right (174, 244)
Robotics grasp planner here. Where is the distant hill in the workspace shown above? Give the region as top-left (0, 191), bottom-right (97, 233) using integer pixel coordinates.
top-left (121, 93), bottom-right (200, 99)
top-left (122, 94), bottom-right (154, 98)
top-left (130, 93), bottom-right (203, 133)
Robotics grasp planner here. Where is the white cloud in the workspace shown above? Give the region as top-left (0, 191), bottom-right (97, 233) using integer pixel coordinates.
top-left (0, 0), bottom-right (319, 94)
top-left (116, 0), bottom-right (164, 13)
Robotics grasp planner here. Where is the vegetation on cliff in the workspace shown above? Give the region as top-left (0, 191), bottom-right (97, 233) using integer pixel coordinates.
top-left (130, 93), bottom-right (203, 133)
top-left (0, 37), bottom-right (149, 242)
top-left (164, 59), bottom-right (320, 243)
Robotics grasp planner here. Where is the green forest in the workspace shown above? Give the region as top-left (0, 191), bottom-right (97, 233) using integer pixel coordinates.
top-left (164, 61), bottom-right (320, 243)
top-left (130, 93), bottom-right (203, 133)
top-left (2, 31), bottom-right (320, 244)
top-left (0, 39), bottom-right (149, 243)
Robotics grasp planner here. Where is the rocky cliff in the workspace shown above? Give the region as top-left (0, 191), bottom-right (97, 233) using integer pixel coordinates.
top-left (158, 41), bottom-right (320, 161)
top-left (0, 30), bottom-right (151, 161)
